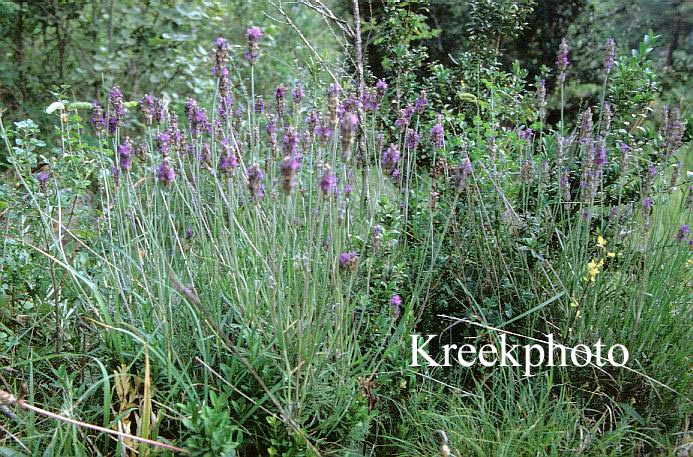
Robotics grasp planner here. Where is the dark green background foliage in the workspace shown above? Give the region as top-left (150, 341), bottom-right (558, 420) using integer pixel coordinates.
top-left (0, 0), bottom-right (337, 123)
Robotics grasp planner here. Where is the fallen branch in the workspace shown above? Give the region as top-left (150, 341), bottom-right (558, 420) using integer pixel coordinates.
top-left (0, 389), bottom-right (188, 454)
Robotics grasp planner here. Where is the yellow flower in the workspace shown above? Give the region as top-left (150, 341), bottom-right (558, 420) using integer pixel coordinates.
top-left (597, 235), bottom-right (606, 248)
top-left (584, 258), bottom-right (604, 282)
top-left (607, 252), bottom-right (616, 258)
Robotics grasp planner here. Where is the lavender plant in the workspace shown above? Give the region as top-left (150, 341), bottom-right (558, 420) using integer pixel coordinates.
top-left (0, 18), bottom-right (690, 457)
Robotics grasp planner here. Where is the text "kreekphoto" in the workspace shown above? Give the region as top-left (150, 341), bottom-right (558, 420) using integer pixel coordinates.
top-left (410, 334), bottom-right (629, 377)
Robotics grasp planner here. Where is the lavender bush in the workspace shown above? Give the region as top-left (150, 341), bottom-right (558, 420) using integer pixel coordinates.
top-left (0, 16), bottom-right (690, 457)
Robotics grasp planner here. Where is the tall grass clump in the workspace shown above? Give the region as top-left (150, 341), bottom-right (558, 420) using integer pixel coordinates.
top-left (1, 26), bottom-right (453, 455)
top-left (0, 17), bottom-right (690, 457)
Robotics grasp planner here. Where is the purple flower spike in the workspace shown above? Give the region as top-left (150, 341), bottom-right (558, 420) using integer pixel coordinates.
top-left (91, 101), bottom-right (106, 134)
top-left (219, 138), bottom-right (239, 174)
top-left (675, 224), bottom-right (690, 243)
top-left (283, 127), bottom-right (299, 156)
top-left (604, 38), bottom-right (616, 74)
top-left (375, 79), bottom-right (387, 96)
top-left (254, 95), bottom-right (265, 114)
top-left (280, 155), bottom-right (301, 193)
top-left (381, 143), bottom-right (400, 174)
top-left (118, 137), bottom-right (133, 172)
top-left (405, 129), bottom-right (419, 151)
top-left (594, 137), bottom-right (607, 167)
top-left (155, 132), bottom-right (171, 155)
top-left (338, 251), bottom-right (358, 272)
top-left (390, 294), bottom-right (402, 320)
top-left (519, 127), bottom-right (533, 141)
top-left (141, 94), bottom-right (156, 126)
top-left (414, 90), bottom-right (428, 114)
top-left (319, 167), bottom-right (337, 196)
top-left (213, 36), bottom-right (229, 77)
top-left (395, 105), bottom-right (414, 131)
top-left (556, 38), bottom-right (570, 82)
top-left (245, 26), bottom-right (263, 64)
top-left (246, 164), bottom-right (265, 200)
top-left (340, 112), bottom-right (358, 160)
top-left (276, 84), bottom-right (287, 118)
top-left (247, 26), bottom-right (263, 41)
top-left (37, 171), bottom-right (50, 186)
top-left (292, 81), bottom-right (304, 105)
top-left (156, 159), bottom-right (175, 186)
top-left (108, 86), bottom-right (125, 133)
top-left (327, 83), bottom-right (340, 127)
top-left (430, 122), bottom-right (445, 149)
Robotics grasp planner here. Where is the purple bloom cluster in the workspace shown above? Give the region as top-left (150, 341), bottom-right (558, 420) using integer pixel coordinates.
top-left (390, 294), bottom-right (402, 320)
top-left (118, 137), bottom-right (133, 171)
top-left (108, 86), bottom-right (126, 134)
top-left (280, 155), bottom-right (300, 193)
top-left (604, 38), bottom-right (616, 74)
top-left (246, 164), bottom-right (265, 200)
top-left (254, 95), bottom-right (265, 114)
top-left (375, 79), bottom-right (387, 96)
top-left (340, 112), bottom-right (358, 159)
top-left (360, 90), bottom-right (379, 112)
top-left (156, 158), bottom-right (175, 186)
top-left (319, 167), bottom-right (337, 196)
top-left (245, 26), bottom-right (263, 64)
top-left (519, 127), bottom-right (533, 141)
top-left (219, 138), bottom-right (239, 174)
top-left (414, 90), bottom-right (428, 114)
top-left (316, 116), bottom-right (333, 145)
top-left (185, 99), bottom-right (210, 138)
top-left (594, 137), bottom-right (607, 168)
top-left (675, 224), bottom-right (690, 243)
top-left (276, 84), bottom-right (287, 119)
top-left (167, 112), bottom-right (184, 149)
top-left (292, 81), bottom-right (304, 105)
top-left (537, 79), bottom-right (546, 120)
top-left (578, 108), bottom-right (593, 143)
top-left (91, 100), bottom-right (106, 133)
top-left (338, 251), bottom-right (358, 271)
top-left (660, 106), bottom-right (685, 158)
top-left (642, 196), bottom-right (653, 210)
top-left (213, 36), bottom-right (229, 77)
top-left (267, 114), bottom-right (278, 151)
top-left (430, 122), bottom-right (444, 149)
top-left (307, 111), bottom-right (319, 136)
top-left (381, 143), bottom-right (400, 174)
top-left (395, 105), bottom-right (414, 131)
top-left (155, 132), bottom-right (171, 156)
top-left (283, 127), bottom-right (299, 156)
top-left (327, 83), bottom-right (340, 127)
top-left (556, 38), bottom-right (570, 82)
top-left (405, 129), bottom-right (419, 151)
top-left (560, 168), bottom-right (571, 202)
top-left (37, 171), bottom-right (51, 188)
top-left (140, 94), bottom-right (156, 126)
